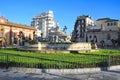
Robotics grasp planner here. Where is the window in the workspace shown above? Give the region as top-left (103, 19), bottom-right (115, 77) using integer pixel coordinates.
top-left (29, 34), bottom-right (31, 40)
top-left (76, 30), bottom-right (78, 33)
top-left (78, 21), bottom-right (80, 24)
top-left (114, 22), bottom-right (116, 25)
top-left (94, 35), bottom-right (97, 42)
top-left (111, 23), bottom-right (113, 26)
top-left (84, 28), bottom-right (86, 32)
top-left (107, 23), bottom-right (109, 26)
top-left (80, 25), bottom-right (82, 28)
top-left (80, 34), bottom-right (82, 37)
top-left (36, 22), bottom-right (39, 25)
top-left (107, 34), bottom-right (111, 40)
top-left (82, 20), bottom-right (84, 23)
top-left (82, 33), bottom-right (84, 37)
top-left (89, 35), bottom-right (92, 38)
top-left (94, 35), bottom-right (96, 38)
top-left (80, 20), bottom-right (82, 23)
top-left (82, 25), bottom-right (84, 27)
top-left (82, 29), bottom-right (84, 32)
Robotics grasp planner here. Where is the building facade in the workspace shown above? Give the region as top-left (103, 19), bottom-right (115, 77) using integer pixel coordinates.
top-left (31, 10), bottom-right (55, 38)
top-left (95, 18), bottom-right (120, 31)
top-left (72, 15), bottom-right (94, 42)
top-left (87, 31), bottom-right (119, 46)
top-left (72, 16), bottom-right (120, 46)
top-left (31, 11), bottom-right (71, 43)
top-left (0, 17), bottom-right (36, 46)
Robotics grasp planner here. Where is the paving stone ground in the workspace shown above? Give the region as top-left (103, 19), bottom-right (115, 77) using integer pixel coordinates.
top-left (0, 69), bottom-right (120, 80)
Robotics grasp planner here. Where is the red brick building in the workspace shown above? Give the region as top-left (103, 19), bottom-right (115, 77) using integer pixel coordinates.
top-left (0, 17), bottom-right (36, 46)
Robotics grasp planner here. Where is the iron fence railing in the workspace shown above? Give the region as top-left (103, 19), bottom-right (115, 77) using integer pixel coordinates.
top-left (109, 55), bottom-right (120, 66)
top-left (0, 53), bottom-right (120, 69)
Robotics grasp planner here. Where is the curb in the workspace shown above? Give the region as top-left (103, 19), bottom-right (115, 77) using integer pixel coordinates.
top-left (7, 65), bottom-right (120, 74)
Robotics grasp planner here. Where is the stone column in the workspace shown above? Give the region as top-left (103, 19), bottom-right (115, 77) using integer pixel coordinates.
top-left (38, 42), bottom-right (41, 50)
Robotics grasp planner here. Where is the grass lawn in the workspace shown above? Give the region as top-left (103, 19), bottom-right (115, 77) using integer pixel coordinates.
top-left (0, 48), bottom-right (120, 69)
top-left (87, 49), bottom-right (120, 55)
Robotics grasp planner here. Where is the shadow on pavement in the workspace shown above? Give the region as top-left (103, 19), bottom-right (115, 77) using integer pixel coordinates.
top-left (106, 70), bottom-right (120, 74)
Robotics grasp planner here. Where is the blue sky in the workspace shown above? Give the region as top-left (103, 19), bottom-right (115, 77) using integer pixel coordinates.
top-left (0, 0), bottom-right (120, 34)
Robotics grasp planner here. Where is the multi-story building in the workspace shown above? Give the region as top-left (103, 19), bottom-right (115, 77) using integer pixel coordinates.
top-left (72, 15), bottom-right (94, 42)
top-left (0, 16), bottom-right (36, 46)
top-left (31, 10), bottom-right (55, 38)
top-left (72, 16), bottom-right (120, 47)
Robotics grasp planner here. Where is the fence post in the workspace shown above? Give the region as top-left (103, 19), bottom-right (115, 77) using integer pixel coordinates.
top-left (6, 54), bottom-right (9, 69)
top-left (58, 56), bottom-right (61, 69)
top-left (57, 54), bottom-right (61, 69)
top-left (108, 55), bottom-right (111, 67)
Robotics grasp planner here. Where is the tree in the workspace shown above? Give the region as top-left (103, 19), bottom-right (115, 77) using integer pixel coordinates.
top-left (32, 31), bottom-right (37, 44)
top-left (2, 37), bottom-right (7, 47)
top-left (116, 38), bottom-right (120, 46)
top-left (100, 40), bottom-right (105, 48)
top-left (18, 31), bottom-right (24, 38)
top-left (33, 31), bottom-right (36, 40)
top-left (1, 28), bottom-right (6, 47)
top-left (18, 31), bottom-right (25, 46)
top-left (111, 39), bottom-right (117, 47)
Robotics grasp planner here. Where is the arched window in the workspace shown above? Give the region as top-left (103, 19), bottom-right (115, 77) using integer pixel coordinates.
top-left (107, 23), bottom-right (109, 26)
top-left (94, 35), bottom-right (97, 42)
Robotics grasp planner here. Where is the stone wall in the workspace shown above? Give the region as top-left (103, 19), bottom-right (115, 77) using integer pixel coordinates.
top-left (38, 42), bottom-right (93, 51)
top-left (24, 42), bottom-right (97, 53)
top-left (87, 31), bottom-right (119, 46)
top-left (9, 65), bottom-right (120, 74)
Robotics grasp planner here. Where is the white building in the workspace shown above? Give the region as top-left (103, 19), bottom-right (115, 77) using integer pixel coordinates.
top-left (31, 11), bottom-right (71, 42)
top-left (31, 10), bottom-right (55, 38)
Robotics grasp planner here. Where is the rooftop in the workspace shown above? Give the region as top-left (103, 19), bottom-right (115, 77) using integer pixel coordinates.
top-left (35, 10), bottom-right (54, 18)
top-left (0, 17), bottom-right (36, 30)
top-left (77, 15), bottom-right (92, 19)
top-left (96, 18), bottom-right (119, 22)
top-left (7, 21), bottom-right (36, 30)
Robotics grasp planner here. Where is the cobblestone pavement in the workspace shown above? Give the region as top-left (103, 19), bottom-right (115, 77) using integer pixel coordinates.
top-left (0, 69), bottom-right (120, 80)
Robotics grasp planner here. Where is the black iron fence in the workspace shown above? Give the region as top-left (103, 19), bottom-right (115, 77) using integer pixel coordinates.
top-left (0, 53), bottom-right (120, 69)
top-left (109, 55), bottom-right (120, 66)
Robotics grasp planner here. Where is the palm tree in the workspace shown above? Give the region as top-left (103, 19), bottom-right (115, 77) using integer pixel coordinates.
top-left (111, 39), bottom-right (117, 47)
